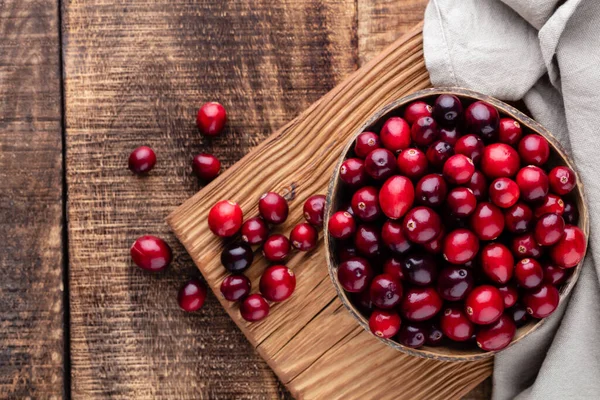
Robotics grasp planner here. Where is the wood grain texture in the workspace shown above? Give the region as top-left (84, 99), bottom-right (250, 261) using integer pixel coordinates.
top-left (0, 0), bottom-right (65, 398)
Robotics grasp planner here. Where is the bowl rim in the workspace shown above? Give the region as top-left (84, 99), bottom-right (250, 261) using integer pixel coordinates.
top-left (324, 87), bottom-right (589, 362)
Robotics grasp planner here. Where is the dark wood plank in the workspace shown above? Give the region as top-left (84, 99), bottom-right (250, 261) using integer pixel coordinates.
top-left (0, 0), bottom-right (64, 398)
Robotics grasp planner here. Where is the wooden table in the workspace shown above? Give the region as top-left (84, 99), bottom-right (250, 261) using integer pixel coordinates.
top-left (0, 0), bottom-right (490, 398)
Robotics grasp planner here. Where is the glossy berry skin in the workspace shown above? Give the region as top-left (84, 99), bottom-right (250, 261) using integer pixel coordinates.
top-left (455, 134), bottom-right (485, 165)
top-left (509, 304), bottom-right (529, 326)
top-left (354, 132), bottom-right (381, 158)
top-left (259, 192), bottom-right (289, 224)
top-left (505, 202), bottom-right (534, 234)
top-left (441, 307), bottom-right (474, 342)
top-left (422, 228), bottom-right (445, 254)
top-left (128, 146), bottom-right (156, 174)
top-left (443, 229), bottom-right (479, 264)
top-left (240, 294), bottom-right (269, 322)
top-left (383, 256), bottom-right (405, 281)
top-left (401, 252), bottom-right (438, 286)
top-left (489, 178), bottom-right (520, 208)
top-left (543, 262), bottom-right (570, 285)
top-left (303, 194), bottom-right (326, 226)
top-left (197, 102), bottom-right (227, 136)
top-left (416, 174), bottom-right (448, 207)
top-left (515, 258), bottom-right (544, 289)
top-left (470, 202), bottom-right (504, 240)
top-left (426, 141), bottom-right (455, 167)
top-left (443, 154), bottom-right (475, 185)
top-left (498, 284), bottom-right (518, 308)
top-left (351, 186), bottom-right (381, 222)
top-left (465, 285), bottom-right (504, 325)
top-left (465, 101), bottom-right (499, 141)
top-left (511, 233), bottom-right (542, 259)
top-left (411, 116), bottom-right (439, 146)
top-left (192, 153), bottom-right (221, 181)
top-left (425, 323), bottom-right (445, 346)
top-left (563, 200), bottom-right (579, 225)
top-left (221, 242), bottom-right (254, 273)
top-left (369, 309), bottom-right (401, 339)
top-left (498, 118), bottom-right (522, 145)
top-left (439, 127), bottom-right (460, 145)
top-left (516, 166), bottom-right (549, 202)
top-left (534, 194), bottom-right (564, 218)
top-left (381, 220), bottom-right (412, 254)
top-left (446, 187), bottom-right (477, 217)
top-left (397, 148), bottom-right (428, 180)
top-left (535, 213), bottom-right (565, 246)
top-left (437, 266), bottom-right (474, 301)
top-left (404, 101), bottom-right (433, 125)
top-left (260, 265), bottom-right (296, 302)
top-left (550, 225), bottom-right (586, 268)
top-left (328, 211), bottom-right (356, 240)
top-left (208, 200), bottom-right (243, 237)
top-left (290, 223), bottom-right (318, 251)
top-left (220, 275), bottom-right (251, 301)
top-left (397, 323), bottom-right (426, 348)
top-left (476, 315), bottom-right (516, 351)
top-left (518, 134), bottom-right (550, 166)
top-left (364, 148), bottom-right (397, 180)
top-left (354, 225), bottom-right (381, 257)
top-left (262, 234), bottom-right (291, 262)
top-left (523, 283), bottom-right (559, 318)
top-left (130, 235), bottom-right (173, 272)
top-left (370, 274), bottom-right (403, 309)
top-left (379, 176), bottom-right (414, 219)
top-left (178, 279), bottom-right (208, 312)
top-left (548, 166), bottom-right (576, 195)
top-left (480, 243), bottom-right (514, 284)
top-left (339, 158), bottom-right (367, 187)
top-left (337, 257), bottom-right (373, 293)
top-left (403, 206), bottom-right (442, 244)
top-left (433, 94), bottom-right (463, 127)
top-left (401, 287), bottom-right (442, 321)
top-left (481, 143), bottom-right (520, 178)
top-left (241, 217), bottom-right (269, 245)
top-left (380, 117), bottom-right (411, 152)
top-left (466, 170), bottom-right (488, 201)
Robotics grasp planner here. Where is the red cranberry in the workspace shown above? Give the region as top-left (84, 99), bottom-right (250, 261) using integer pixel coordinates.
top-left (535, 213), bottom-right (565, 246)
top-left (354, 225), bottom-right (381, 257)
top-left (509, 303), bottom-right (529, 326)
top-left (516, 166), bottom-right (549, 202)
top-left (221, 241), bottom-right (254, 272)
top-left (550, 225), bottom-right (586, 268)
top-left (548, 166), bottom-right (576, 195)
top-left (383, 256), bottom-right (405, 281)
top-left (403, 206), bottom-right (442, 244)
top-left (523, 283), bottom-right (559, 318)
top-left (437, 266), bottom-right (474, 301)
top-left (518, 134), bottom-right (550, 166)
top-left (515, 258), bottom-right (544, 289)
top-left (220, 275), bottom-right (251, 301)
top-left (364, 148), bottom-right (397, 180)
top-left (397, 323), bottom-right (426, 348)
top-left (260, 265), bottom-right (296, 302)
top-left (128, 146), bottom-right (156, 174)
top-left (381, 220), bottom-right (413, 254)
top-left (465, 285), bottom-right (504, 325)
top-left (197, 102), bottom-right (227, 136)
top-left (481, 143), bottom-right (520, 178)
top-left (192, 153), bottom-right (221, 181)
top-left (441, 306), bottom-right (474, 341)
top-left (476, 314), bottom-right (516, 351)
top-left (534, 194), bottom-right (564, 218)
top-left (401, 252), bottom-right (438, 286)
top-left (379, 176), bottom-right (414, 219)
top-left (337, 257), bottom-right (373, 292)
top-left (262, 234), bottom-right (291, 262)
top-left (370, 274), bottom-right (403, 309)
top-left (351, 186), bottom-right (381, 222)
top-left (455, 134), bottom-right (485, 164)
top-left (208, 200), bottom-right (243, 237)
top-left (465, 101), bottom-right (499, 141)
top-left (422, 227), bottom-right (445, 254)
top-left (259, 192), bottom-right (289, 224)
top-left (498, 118), bottom-right (522, 145)
top-left (240, 294), bottom-right (269, 322)
top-left (543, 262), bottom-right (570, 285)
top-left (563, 200), bottom-right (579, 225)
top-left (369, 309), bottom-right (401, 339)
top-left (433, 94), bottom-right (463, 127)
top-left (303, 194), bottom-right (326, 226)
top-left (178, 279), bottom-right (207, 312)
top-left (130, 235), bottom-right (173, 272)
top-left (328, 211), bottom-right (356, 239)
top-left (380, 117), bottom-right (411, 152)
top-left (339, 158), bottom-right (368, 187)
top-left (339, 243), bottom-right (359, 262)
top-left (401, 287), bottom-right (442, 321)
top-left (466, 170), bottom-right (488, 201)
top-left (425, 323), bottom-right (445, 346)
top-left (241, 217), bottom-right (269, 245)
top-left (404, 101), bottom-right (433, 125)
top-left (439, 127), bottom-right (460, 145)
top-left (446, 187), bottom-right (477, 217)
top-left (397, 148), bottom-right (428, 180)
top-left (480, 243), bottom-right (514, 284)
top-left (511, 233), bottom-right (543, 259)
top-left (426, 141), bottom-right (455, 168)
top-left (443, 154), bottom-right (475, 185)
top-left (443, 229), bottom-right (479, 264)
top-left (352, 290), bottom-right (374, 313)
top-left (498, 284), bottom-right (518, 308)
top-left (415, 174), bottom-right (448, 207)
top-left (489, 178), bottom-right (520, 208)
top-left (290, 223), bottom-right (318, 251)
top-left (354, 132), bottom-right (381, 158)
top-left (411, 116), bottom-right (439, 146)
top-left (470, 202), bottom-right (504, 240)
top-left (505, 202), bottom-right (534, 234)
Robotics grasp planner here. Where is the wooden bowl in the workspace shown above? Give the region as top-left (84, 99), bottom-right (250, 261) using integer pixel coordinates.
top-left (324, 87), bottom-right (589, 362)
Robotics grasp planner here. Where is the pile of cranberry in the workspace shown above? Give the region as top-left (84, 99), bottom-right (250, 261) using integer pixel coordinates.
top-left (328, 94), bottom-right (586, 352)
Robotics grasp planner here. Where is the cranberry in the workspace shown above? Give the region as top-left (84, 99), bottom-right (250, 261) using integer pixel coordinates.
top-left (381, 220), bottom-right (412, 254)
top-left (443, 154), bottom-right (475, 185)
top-left (518, 134), bottom-right (550, 166)
top-left (489, 178), bottom-right (520, 208)
top-left (303, 194), bottom-right (326, 226)
top-left (465, 285), bottom-right (504, 325)
top-left (197, 102), bottom-right (227, 136)
top-left (379, 176), bottom-right (414, 219)
top-left (339, 158), bottom-right (368, 187)
top-left (259, 192), bottom-right (289, 224)
top-left (511, 233), bottom-right (543, 259)
top-left (364, 148), bottom-right (397, 180)
top-left (401, 287), bottom-right (442, 321)
top-left (481, 143), bottom-right (520, 178)
top-left (352, 290), bottom-right (374, 313)
top-left (290, 223), bottom-right (318, 251)
top-left (260, 265), bottom-right (296, 302)
top-left (351, 186), bottom-right (381, 222)
top-left (465, 101), bottom-right (499, 141)
top-left (354, 225), bottom-right (381, 257)
top-left (401, 252), bottom-right (438, 286)
top-left (437, 266), bottom-right (474, 301)
top-left (563, 200), bottom-right (579, 224)
top-left (476, 314), bottom-right (516, 351)
top-left (470, 202), bottom-right (504, 240)
top-left (433, 94), bottom-right (463, 127)
top-left (397, 148), bottom-right (428, 180)
top-left (380, 117), bottom-right (411, 152)
top-left (498, 284), bottom-right (518, 308)
top-left (438, 127), bottom-right (459, 145)
top-left (443, 229), bottom-right (479, 264)
top-left (516, 166), bottom-right (549, 202)
top-left (426, 141), bottom-right (455, 168)
top-left (370, 274), bottom-right (403, 309)
top-left (262, 234), bottom-right (291, 262)
top-left (130, 235), bottom-right (173, 272)
top-left (446, 187), bottom-right (477, 217)
top-left (480, 243), bottom-right (514, 284)
top-left (241, 217), bottom-right (269, 245)
top-left (221, 242), bottom-right (254, 273)
top-left (535, 213), bottom-right (565, 246)
top-left (550, 225), bottom-right (586, 268)
top-left (328, 211), bottom-right (356, 239)
top-left (369, 309), bottom-right (401, 338)
top-left (220, 274), bottom-right (251, 301)
top-left (505, 202), bottom-right (534, 234)
top-left (543, 262), bottom-right (570, 285)
top-left (178, 279), bottom-right (208, 312)
top-left (498, 118), bottom-right (522, 145)
top-left (240, 294), bottom-right (269, 322)
top-left (425, 323), bottom-right (445, 346)
top-left (509, 303), bottom-right (529, 326)
top-left (523, 283), bottom-right (559, 318)
top-left (208, 200), bottom-right (243, 237)
top-left (415, 174), bottom-right (448, 207)
top-left (397, 323), bottom-right (426, 348)
top-left (383, 256), bottom-right (405, 281)
top-left (455, 134), bottom-right (485, 165)
top-left (548, 166), bottom-right (576, 195)
top-left (441, 307), bottom-right (475, 342)
top-left (354, 132), bottom-right (381, 158)
top-left (411, 116), bottom-right (439, 146)
top-left (466, 170), bottom-right (488, 201)
top-left (515, 258), bottom-right (543, 289)
top-left (192, 153), bottom-right (221, 181)
top-left (128, 146), bottom-right (157, 174)
top-left (337, 257), bottom-right (373, 292)
top-left (533, 194), bottom-right (564, 218)
top-left (404, 101), bottom-right (433, 125)
top-left (403, 206), bottom-right (442, 244)
top-left (339, 243), bottom-right (359, 262)
top-left (422, 227), bottom-right (445, 254)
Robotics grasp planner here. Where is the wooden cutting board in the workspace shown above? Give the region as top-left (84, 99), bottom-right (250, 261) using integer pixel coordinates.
top-left (167, 23), bottom-right (493, 400)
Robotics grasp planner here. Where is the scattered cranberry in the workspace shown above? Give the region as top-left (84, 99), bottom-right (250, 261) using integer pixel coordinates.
top-left (337, 257), bottom-right (373, 292)
top-left (262, 234), bottom-right (291, 262)
top-left (523, 283), bottom-right (559, 318)
top-left (498, 284), bottom-right (518, 308)
top-left (455, 134), bottom-right (485, 165)
top-left (364, 148), bottom-right (397, 180)
top-left (339, 158), bottom-right (367, 187)
top-left (192, 153), bottom-right (221, 181)
top-left (401, 252), bottom-right (438, 286)
top-left (511, 233), bottom-right (542, 259)
top-left (465, 285), bottom-right (504, 325)
top-left (465, 101), bottom-right (499, 141)
top-left (443, 229), bottom-right (479, 264)
top-left (354, 225), bottom-right (381, 257)
top-left (383, 256), bottom-right (405, 281)
top-left (241, 217), bottom-right (269, 245)
top-left (535, 213), bottom-right (565, 246)
top-left (426, 141), bottom-right (454, 167)
top-left (178, 278), bottom-right (207, 312)
top-left (543, 262), bottom-right (570, 285)
top-left (381, 221), bottom-right (412, 254)
top-left (481, 143), bottom-right (520, 178)
top-left (425, 323), bottom-right (445, 346)
top-left (303, 194), bottom-right (326, 226)
top-left (498, 118), bottom-right (522, 145)
top-left (470, 202), bottom-right (504, 240)
top-left (443, 154), bottom-right (475, 185)
top-left (505, 202), bottom-right (534, 234)
top-left (351, 186), bottom-right (381, 222)
top-left (550, 225), bottom-right (586, 268)
top-left (129, 146), bottom-right (157, 174)
top-left (354, 132), bottom-right (381, 158)
top-left (466, 170), bottom-right (488, 201)
top-left (397, 323), bottom-right (426, 348)
top-left (260, 265), bottom-right (296, 302)
top-left (220, 275), bottom-right (251, 301)
top-left (441, 307), bottom-right (474, 342)
top-left (489, 178), bottom-right (520, 208)
top-left (404, 101), bottom-right (433, 125)
top-left (328, 211), bottom-right (356, 240)
top-left (221, 241), bottom-right (254, 273)
top-left (514, 258), bottom-right (543, 289)
top-left (379, 176), bottom-right (414, 219)
top-left (380, 117), bottom-right (411, 152)
top-left (397, 148), bottom-right (428, 180)
top-left (403, 206), bottom-right (442, 244)
top-left (240, 294), bottom-right (269, 322)
top-left (369, 309), bottom-right (401, 338)
top-left (548, 166), bottom-right (576, 195)
top-left (370, 274), bottom-right (403, 309)
top-left (259, 192), bottom-right (289, 225)
top-left (401, 287), bottom-right (442, 321)
top-left (197, 102), bottom-right (227, 136)
top-left (534, 194), bottom-right (564, 218)
top-left (290, 223), bottom-right (318, 251)
top-left (476, 314), bottom-right (516, 351)
top-left (518, 134), bottom-right (549, 166)
top-left (411, 116), bottom-right (439, 146)
top-left (437, 266), bottom-right (473, 301)
top-left (422, 227), bottom-right (445, 254)
top-left (208, 200), bottom-right (243, 237)
top-left (433, 94), bottom-right (463, 126)
top-left (516, 166), bottom-right (549, 202)
top-left (130, 235), bottom-right (173, 272)
top-left (439, 127), bottom-right (460, 145)
top-left (416, 174), bottom-right (448, 207)
top-left (563, 200), bottom-right (579, 224)
top-left (480, 243), bottom-right (514, 284)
